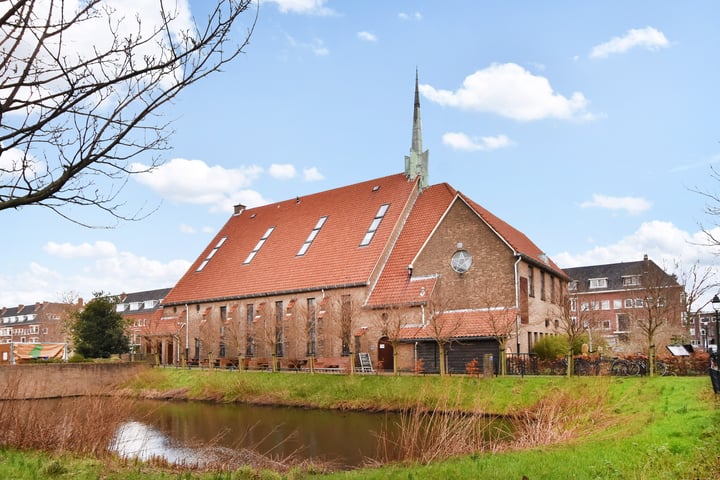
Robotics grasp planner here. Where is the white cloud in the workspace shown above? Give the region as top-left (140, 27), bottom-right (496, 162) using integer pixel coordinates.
top-left (264, 0), bottom-right (335, 15)
top-left (269, 163), bottom-right (297, 179)
top-left (43, 241), bottom-right (118, 258)
top-left (398, 11), bottom-right (422, 21)
top-left (421, 63), bottom-right (593, 121)
top-left (180, 224), bottom-right (196, 234)
top-left (590, 27), bottom-right (670, 59)
top-left (131, 158), bottom-right (269, 212)
top-left (580, 194), bottom-right (652, 215)
top-left (303, 167), bottom-right (325, 181)
top-left (357, 31), bottom-right (378, 42)
top-left (553, 221), bottom-right (718, 275)
top-left (0, 242), bottom-right (190, 306)
top-left (442, 132), bottom-right (513, 152)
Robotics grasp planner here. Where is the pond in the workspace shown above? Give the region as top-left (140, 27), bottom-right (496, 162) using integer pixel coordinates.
top-left (113, 399), bottom-right (399, 468)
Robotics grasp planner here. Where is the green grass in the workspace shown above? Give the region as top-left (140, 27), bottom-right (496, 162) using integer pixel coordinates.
top-left (3, 370), bottom-right (720, 479)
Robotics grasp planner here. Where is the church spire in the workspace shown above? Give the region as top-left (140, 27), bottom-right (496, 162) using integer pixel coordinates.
top-left (405, 69), bottom-right (429, 190)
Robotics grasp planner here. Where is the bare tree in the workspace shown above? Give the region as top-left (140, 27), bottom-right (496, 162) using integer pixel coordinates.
top-left (630, 262), bottom-right (685, 375)
top-left (553, 292), bottom-right (594, 375)
top-left (422, 281), bottom-right (463, 376)
top-left (374, 304), bottom-right (412, 376)
top-left (673, 259), bottom-right (717, 339)
top-left (0, 0), bottom-right (255, 225)
top-left (475, 282), bottom-right (515, 376)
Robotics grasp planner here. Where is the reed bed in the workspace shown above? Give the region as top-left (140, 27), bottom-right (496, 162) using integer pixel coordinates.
top-left (375, 384), bottom-right (611, 466)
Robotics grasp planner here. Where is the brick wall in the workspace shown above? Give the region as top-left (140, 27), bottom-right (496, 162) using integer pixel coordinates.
top-left (0, 363), bottom-right (149, 399)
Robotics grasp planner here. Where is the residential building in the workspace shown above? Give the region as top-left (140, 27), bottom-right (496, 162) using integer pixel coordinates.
top-left (687, 311), bottom-right (718, 352)
top-left (116, 288), bottom-right (173, 363)
top-left (160, 75), bottom-right (568, 373)
top-left (0, 301), bottom-right (76, 344)
top-left (562, 255), bottom-right (685, 354)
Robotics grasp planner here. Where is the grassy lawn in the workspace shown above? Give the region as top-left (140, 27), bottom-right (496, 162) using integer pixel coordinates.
top-left (2, 369), bottom-right (719, 479)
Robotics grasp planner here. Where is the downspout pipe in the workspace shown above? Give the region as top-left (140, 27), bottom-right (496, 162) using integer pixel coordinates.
top-left (513, 254), bottom-right (522, 354)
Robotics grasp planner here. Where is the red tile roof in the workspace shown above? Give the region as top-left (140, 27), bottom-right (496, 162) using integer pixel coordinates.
top-left (163, 173), bottom-right (419, 305)
top-left (164, 172), bottom-right (565, 311)
top-left (399, 308), bottom-right (518, 340)
top-left (366, 184), bottom-right (566, 307)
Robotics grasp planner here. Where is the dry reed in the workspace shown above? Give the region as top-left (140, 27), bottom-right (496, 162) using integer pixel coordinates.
top-left (374, 384), bottom-right (611, 466)
top-left (0, 374), bottom-right (132, 456)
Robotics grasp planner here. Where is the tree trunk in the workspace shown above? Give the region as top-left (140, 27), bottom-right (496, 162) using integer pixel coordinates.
top-left (438, 343), bottom-right (447, 376)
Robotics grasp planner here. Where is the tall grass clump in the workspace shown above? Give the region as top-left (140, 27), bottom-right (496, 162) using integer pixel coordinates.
top-left (509, 386), bottom-right (611, 450)
top-left (374, 387), bottom-right (511, 465)
top-left (0, 376), bottom-right (131, 456)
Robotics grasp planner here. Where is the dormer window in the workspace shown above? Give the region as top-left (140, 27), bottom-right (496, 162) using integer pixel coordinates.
top-left (360, 204), bottom-right (389, 247)
top-left (297, 216), bottom-right (328, 256)
top-left (568, 280), bottom-right (578, 291)
top-left (622, 275), bottom-right (641, 287)
top-left (244, 227), bottom-right (275, 264)
top-left (589, 278), bottom-right (607, 289)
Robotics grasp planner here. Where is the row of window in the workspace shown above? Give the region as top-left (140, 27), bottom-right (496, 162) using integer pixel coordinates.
top-left (1, 337), bottom-right (41, 343)
top-left (0, 326), bottom-right (47, 336)
top-left (568, 275), bottom-right (641, 291)
top-left (527, 266), bottom-right (561, 303)
top-left (1, 314), bottom-right (37, 324)
top-left (190, 295), bottom-right (353, 359)
top-left (571, 297), bottom-right (664, 312)
top-left (115, 300), bottom-right (159, 313)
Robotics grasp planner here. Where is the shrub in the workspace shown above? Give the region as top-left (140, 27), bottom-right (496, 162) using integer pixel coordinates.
top-left (532, 336), bottom-right (569, 360)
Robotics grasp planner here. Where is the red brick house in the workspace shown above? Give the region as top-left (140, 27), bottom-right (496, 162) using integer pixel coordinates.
top-left (562, 255), bottom-right (685, 354)
top-left (161, 76), bottom-right (567, 373)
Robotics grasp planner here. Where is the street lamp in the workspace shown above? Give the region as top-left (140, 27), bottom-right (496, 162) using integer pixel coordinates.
top-left (713, 295), bottom-right (720, 354)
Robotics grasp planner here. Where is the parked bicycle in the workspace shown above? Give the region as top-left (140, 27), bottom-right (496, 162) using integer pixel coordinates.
top-left (610, 356), bottom-right (672, 376)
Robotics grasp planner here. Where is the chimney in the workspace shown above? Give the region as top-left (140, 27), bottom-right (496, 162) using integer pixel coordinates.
top-left (233, 204), bottom-right (246, 216)
top-left (17, 304), bottom-right (24, 313)
top-left (77, 298), bottom-right (84, 308)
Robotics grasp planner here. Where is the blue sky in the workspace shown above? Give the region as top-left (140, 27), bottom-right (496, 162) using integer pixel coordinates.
top-left (3, 0), bottom-right (720, 307)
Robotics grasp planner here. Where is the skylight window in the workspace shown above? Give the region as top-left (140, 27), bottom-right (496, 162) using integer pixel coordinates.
top-left (360, 204), bottom-right (389, 246)
top-left (297, 216), bottom-right (327, 256)
top-left (244, 227), bottom-right (275, 264)
top-left (196, 236), bottom-right (228, 272)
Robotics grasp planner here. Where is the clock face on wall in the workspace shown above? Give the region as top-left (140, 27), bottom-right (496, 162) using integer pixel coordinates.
top-left (451, 250), bottom-right (472, 273)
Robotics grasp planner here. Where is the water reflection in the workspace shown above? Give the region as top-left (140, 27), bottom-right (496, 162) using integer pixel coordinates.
top-left (111, 421), bottom-right (202, 465)
top-left (112, 399), bottom-right (399, 468)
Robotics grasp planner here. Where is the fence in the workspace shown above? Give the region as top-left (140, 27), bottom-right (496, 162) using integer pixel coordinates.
top-left (504, 353), bottom-right (710, 377)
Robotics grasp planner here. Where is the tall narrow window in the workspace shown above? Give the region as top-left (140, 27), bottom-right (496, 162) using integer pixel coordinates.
top-left (297, 216), bottom-right (328, 256)
top-left (275, 301), bottom-right (284, 357)
top-left (540, 272), bottom-right (546, 301)
top-left (359, 204), bottom-right (389, 246)
top-left (244, 227), bottom-right (275, 264)
top-left (246, 304), bottom-right (254, 357)
top-left (528, 266), bottom-right (535, 297)
top-left (341, 295), bottom-right (351, 356)
top-left (307, 298), bottom-right (316, 356)
top-left (197, 236), bottom-right (227, 272)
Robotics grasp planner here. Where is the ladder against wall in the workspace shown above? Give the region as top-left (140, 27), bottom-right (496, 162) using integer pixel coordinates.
top-left (357, 352), bottom-right (374, 373)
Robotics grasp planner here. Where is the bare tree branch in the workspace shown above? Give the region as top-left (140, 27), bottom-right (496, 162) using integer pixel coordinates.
top-left (0, 0), bottom-right (256, 226)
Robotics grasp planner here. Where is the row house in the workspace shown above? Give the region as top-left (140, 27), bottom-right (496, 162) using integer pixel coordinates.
top-left (0, 302), bottom-right (73, 344)
top-left (562, 255), bottom-right (685, 354)
top-left (158, 75), bottom-right (568, 374)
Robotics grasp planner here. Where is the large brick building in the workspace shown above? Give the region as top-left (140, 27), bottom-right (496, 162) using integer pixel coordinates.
top-left (160, 76), bottom-right (568, 373)
top-left (563, 255), bottom-right (685, 354)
